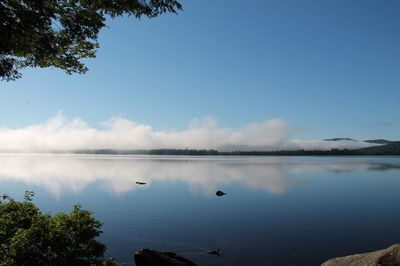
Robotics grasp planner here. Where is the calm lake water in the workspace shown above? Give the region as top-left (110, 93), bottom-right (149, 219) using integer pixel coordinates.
top-left (1, 154), bottom-right (400, 265)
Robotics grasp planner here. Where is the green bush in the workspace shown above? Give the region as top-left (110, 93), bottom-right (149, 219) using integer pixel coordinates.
top-left (0, 192), bottom-right (118, 266)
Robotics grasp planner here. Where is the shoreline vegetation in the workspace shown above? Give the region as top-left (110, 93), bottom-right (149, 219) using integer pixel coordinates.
top-left (72, 142), bottom-right (400, 156)
top-left (0, 192), bottom-right (119, 265)
top-left (11, 141), bottom-right (399, 156)
top-left (0, 142), bottom-right (399, 156)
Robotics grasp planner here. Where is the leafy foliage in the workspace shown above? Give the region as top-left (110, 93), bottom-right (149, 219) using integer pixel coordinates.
top-left (0, 0), bottom-right (182, 81)
top-left (0, 193), bottom-right (118, 265)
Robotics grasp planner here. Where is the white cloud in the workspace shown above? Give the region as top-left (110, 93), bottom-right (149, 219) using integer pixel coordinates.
top-left (0, 113), bottom-right (379, 152)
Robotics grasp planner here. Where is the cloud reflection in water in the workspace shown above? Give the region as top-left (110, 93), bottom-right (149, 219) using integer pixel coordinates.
top-left (0, 155), bottom-right (397, 198)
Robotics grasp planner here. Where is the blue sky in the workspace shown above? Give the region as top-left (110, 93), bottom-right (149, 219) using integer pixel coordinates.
top-left (1, 0), bottom-right (399, 144)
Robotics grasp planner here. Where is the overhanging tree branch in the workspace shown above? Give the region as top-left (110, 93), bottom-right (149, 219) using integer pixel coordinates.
top-left (0, 0), bottom-right (182, 81)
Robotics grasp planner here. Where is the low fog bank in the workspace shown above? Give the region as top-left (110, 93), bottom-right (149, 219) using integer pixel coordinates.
top-left (0, 113), bottom-right (379, 152)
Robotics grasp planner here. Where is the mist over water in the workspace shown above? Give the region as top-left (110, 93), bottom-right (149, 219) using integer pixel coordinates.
top-left (0, 113), bottom-right (378, 152)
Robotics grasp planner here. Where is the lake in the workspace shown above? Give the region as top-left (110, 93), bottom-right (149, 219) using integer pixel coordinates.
top-left (1, 154), bottom-right (400, 265)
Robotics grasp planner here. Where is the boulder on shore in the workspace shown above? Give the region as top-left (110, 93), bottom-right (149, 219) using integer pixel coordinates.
top-left (321, 244), bottom-right (400, 266)
top-left (134, 249), bottom-right (197, 266)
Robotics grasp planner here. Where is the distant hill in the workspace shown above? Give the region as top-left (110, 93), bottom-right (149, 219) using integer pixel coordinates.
top-left (364, 139), bottom-right (393, 144)
top-left (355, 141), bottom-right (400, 155)
top-left (323, 138), bottom-right (356, 142)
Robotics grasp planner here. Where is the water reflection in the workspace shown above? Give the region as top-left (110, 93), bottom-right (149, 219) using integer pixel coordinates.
top-left (0, 154), bottom-right (398, 198)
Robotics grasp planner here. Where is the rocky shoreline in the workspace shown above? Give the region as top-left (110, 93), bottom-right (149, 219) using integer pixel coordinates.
top-left (321, 244), bottom-right (400, 266)
top-left (133, 244), bottom-right (400, 266)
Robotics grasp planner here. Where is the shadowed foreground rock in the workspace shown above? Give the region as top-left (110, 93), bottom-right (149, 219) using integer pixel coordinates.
top-left (134, 249), bottom-right (197, 266)
top-left (321, 244), bottom-right (400, 266)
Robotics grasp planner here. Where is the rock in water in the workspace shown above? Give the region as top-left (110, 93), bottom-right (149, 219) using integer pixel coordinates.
top-left (321, 244), bottom-right (400, 266)
top-left (134, 249), bottom-right (197, 266)
top-left (216, 190), bottom-right (226, 196)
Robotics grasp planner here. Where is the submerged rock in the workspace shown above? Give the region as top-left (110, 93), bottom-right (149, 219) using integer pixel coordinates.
top-left (134, 249), bottom-right (197, 266)
top-left (321, 244), bottom-right (400, 266)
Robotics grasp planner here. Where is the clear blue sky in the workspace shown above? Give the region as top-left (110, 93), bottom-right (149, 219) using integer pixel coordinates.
top-left (1, 0), bottom-right (399, 141)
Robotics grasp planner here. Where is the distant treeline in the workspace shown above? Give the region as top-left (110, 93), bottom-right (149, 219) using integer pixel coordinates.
top-left (74, 149), bottom-right (220, 156)
top-left (73, 142), bottom-right (400, 156)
